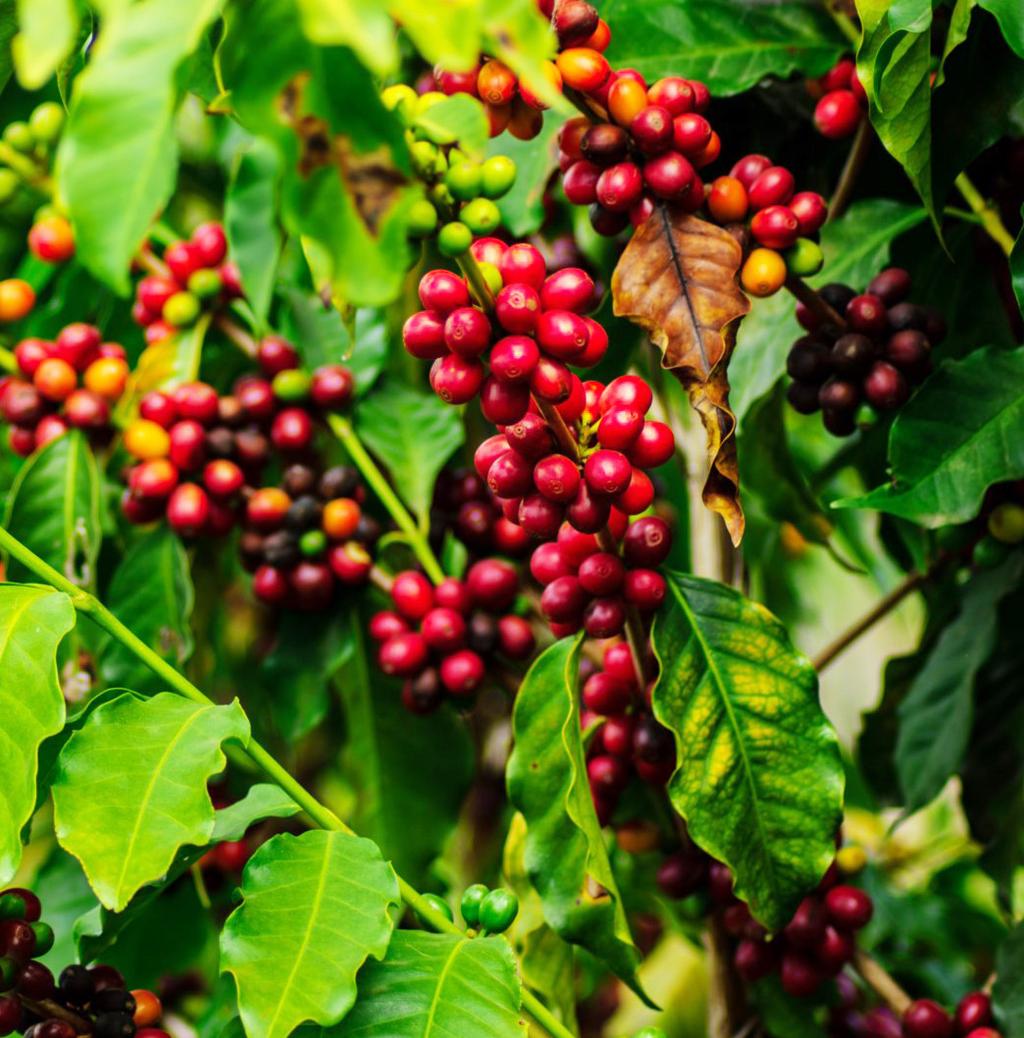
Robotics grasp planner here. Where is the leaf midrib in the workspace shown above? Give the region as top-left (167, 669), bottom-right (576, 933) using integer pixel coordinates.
top-left (668, 578), bottom-right (779, 898)
top-left (422, 937), bottom-right (465, 1038)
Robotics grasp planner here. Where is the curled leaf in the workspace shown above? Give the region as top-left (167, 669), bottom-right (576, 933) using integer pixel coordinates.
top-left (612, 206), bottom-right (750, 544)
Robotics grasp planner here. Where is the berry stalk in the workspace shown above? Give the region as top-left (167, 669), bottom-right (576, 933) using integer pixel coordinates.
top-left (327, 414), bottom-right (447, 585)
top-left (0, 521), bottom-right (575, 1038)
top-left (954, 172), bottom-right (1016, 257)
top-left (784, 274), bottom-right (848, 332)
top-left (829, 119), bottom-right (871, 221)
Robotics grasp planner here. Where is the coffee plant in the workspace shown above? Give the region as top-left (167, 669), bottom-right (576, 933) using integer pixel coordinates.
top-left (0, 1), bottom-right (1022, 1037)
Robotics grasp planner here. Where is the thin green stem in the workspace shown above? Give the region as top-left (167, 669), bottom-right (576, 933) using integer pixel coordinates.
top-left (455, 252), bottom-right (495, 310)
top-left (954, 173), bottom-right (1015, 257)
top-left (327, 414), bottom-right (447, 585)
top-left (0, 141), bottom-right (52, 191)
top-left (0, 522), bottom-right (574, 1038)
top-left (828, 3), bottom-right (861, 46)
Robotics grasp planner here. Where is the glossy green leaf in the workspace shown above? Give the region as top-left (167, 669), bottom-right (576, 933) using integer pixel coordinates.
top-left (0, 584), bottom-right (75, 883)
top-left (390, 0), bottom-right (482, 72)
top-left (600, 0), bottom-right (845, 95)
top-left (56, 0), bottom-right (222, 293)
top-left (856, 0), bottom-right (936, 219)
top-left (413, 94), bottom-right (488, 157)
top-left (226, 139), bottom-right (282, 328)
top-left (979, 0), bottom-right (1024, 58)
top-left (339, 609), bottom-right (473, 886)
top-left (295, 0), bottom-right (397, 75)
top-left (751, 976), bottom-right (826, 1038)
top-left (221, 830), bottom-right (399, 1038)
top-left (212, 784), bottom-right (300, 842)
top-left (12, 0), bottom-right (78, 89)
top-left (356, 381), bottom-right (464, 522)
top-left (993, 922), bottom-right (1024, 1032)
top-left (3, 432), bottom-right (101, 590)
top-left (97, 529), bottom-right (194, 694)
top-left (652, 572), bottom-right (844, 930)
top-left (0, 2), bottom-right (17, 91)
top-left (33, 847), bottom-right (97, 969)
top-left (333, 931), bottom-right (522, 1038)
top-left (507, 636), bottom-right (645, 997)
top-left (731, 199), bottom-right (926, 421)
top-left (895, 556), bottom-right (1024, 813)
top-left (839, 348), bottom-right (1024, 525)
top-left (489, 111), bottom-right (559, 237)
top-left (53, 692), bottom-right (250, 911)
top-left (738, 384), bottom-right (831, 547)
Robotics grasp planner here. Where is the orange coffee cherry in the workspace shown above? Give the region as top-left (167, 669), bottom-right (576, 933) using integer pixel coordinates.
top-left (84, 356), bottom-right (129, 400)
top-left (322, 497), bottom-right (361, 540)
top-left (707, 176), bottom-right (749, 223)
top-left (741, 248), bottom-right (787, 297)
top-left (608, 76), bottom-right (648, 126)
top-left (124, 418), bottom-right (171, 460)
top-left (555, 48), bottom-right (610, 93)
top-left (0, 278), bottom-right (35, 322)
top-left (33, 357), bottom-right (77, 402)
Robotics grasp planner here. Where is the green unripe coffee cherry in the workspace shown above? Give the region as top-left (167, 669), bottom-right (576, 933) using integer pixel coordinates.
top-left (3, 121), bottom-right (34, 153)
top-left (460, 884), bottom-right (488, 927)
top-left (300, 529), bottom-right (327, 558)
top-left (447, 147), bottom-right (469, 167)
top-left (381, 83), bottom-right (418, 124)
top-left (478, 261), bottom-right (503, 297)
top-left (479, 888), bottom-right (518, 934)
top-left (272, 368), bottom-right (312, 402)
top-left (633, 1029), bottom-right (667, 1038)
top-left (988, 502), bottom-right (1024, 545)
top-left (28, 102), bottom-right (65, 145)
top-left (406, 198), bottom-right (439, 237)
top-left (187, 267), bottom-right (223, 299)
top-left (163, 291), bottom-right (201, 327)
top-left (411, 140), bottom-right (446, 179)
top-left (0, 170), bottom-right (18, 204)
top-left (972, 534), bottom-right (1010, 569)
top-left (445, 161), bottom-right (482, 201)
top-left (785, 238), bottom-right (824, 277)
top-left (460, 198), bottom-right (501, 235)
top-left (418, 893), bottom-right (454, 925)
top-left (438, 221), bottom-right (472, 257)
top-left (0, 957), bottom-right (15, 991)
top-left (30, 922), bottom-right (54, 957)
top-left (480, 155), bottom-right (517, 199)
top-left (429, 182), bottom-right (454, 208)
top-left (934, 523), bottom-right (974, 553)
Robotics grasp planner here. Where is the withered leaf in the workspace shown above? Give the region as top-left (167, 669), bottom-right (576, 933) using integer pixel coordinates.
top-left (612, 206), bottom-right (750, 545)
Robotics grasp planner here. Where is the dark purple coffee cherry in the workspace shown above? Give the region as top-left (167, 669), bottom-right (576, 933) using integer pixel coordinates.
top-left (830, 333), bottom-right (876, 377)
top-left (818, 378), bottom-right (860, 412)
top-left (863, 361), bottom-right (909, 410)
top-left (786, 338), bottom-right (831, 383)
top-left (786, 382), bottom-right (821, 415)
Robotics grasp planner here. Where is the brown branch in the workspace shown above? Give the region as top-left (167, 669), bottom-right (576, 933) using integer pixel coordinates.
top-left (785, 275), bottom-right (848, 332)
top-left (811, 568), bottom-right (928, 673)
top-left (19, 997), bottom-right (93, 1036)
top-left (852, 949), bottom-right (912, 1015)
top-left (829, 119), bottom-right (871, 222)
top-left (706, 913), bottom-right (750, 1038)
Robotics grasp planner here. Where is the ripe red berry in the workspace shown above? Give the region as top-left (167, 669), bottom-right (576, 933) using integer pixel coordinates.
top-left (824, 884), bottom-right (873, 930)
top-left (846, 292), bottom-right (889, 334)
top-left (327, 541), bottom-right (372, 585)
top-left (173, 381), bottom-right (219, 424)
top-left (430, 354), bottom-right (485, 404)
top-left (750, 205), bottom-right (800, 249)
top-left (885, 331), bottom-right (929, 376)
top-left (504, 413), bottom-right (554, 459)
top-left (672, 113), bottom-right (711, 156)
top-left (623, 516), bottom-right (672, 567)
top-left (14, 337), bottom-right (50, 377)
top-left (519, 494), bottom-right (564, 539)
top-left (139, 390), bottom-right (177, 428)
top-left (748, 165), bottom-right (795, 209)
top-left (540, 575), bottom-right (586, 622)
top-left (584, 449), bottom-right (633, 496)
top-left (902, 1000), bottom-right (953, 1038)
top-left (531, 357), bottom-right (574, 402)
top-left (779, 952), bottom-right (821, 998)
top-left (467, 558), bottom-right (519, 611)
top-left (494, 283), bottom-right (541, 333)
top-left (439, 649), bottom-right (486, 695)
top-left (616, 468), bottom-right (654, 514)
top-left (783, 896), bottom-right (826, 949)
top-left (444, 307), bottom-right (492, 357)
top-left (730, 153), bottom-right (772, 189)
top-left (533, 453), bottom-right (581, 502)
top-left (817, 925), bottom-right (855, 975)
top-left (588, 753), bottom-right (629, 795)
top-left (420, 607), bottom-right (467, 652)
top-left (566, 482), bottom-right (610, 533)
top-left (496, 615), bottom-right (534, 659)
top-left (379, 632), bottom-right (429, 677)
top-left (257, 336), bottom-right (299, 376)
top-left (556, 375), bottom-right (586, 423)
top-left (631, 105), bottom-right (674, 153)
top-left (578, 552), bottom-right (625, 595)
top-left (864, 360), bottom-right (909, 410)
top-left (656, 850), bottom-right (708, 899)
top-left (474, 434), bottom-right (511, 481)
top-left (536, 310), bottom-right (589, 361)
top-left (628, 420), bottom-right (674, 468)
top-left (167, 483), bottom-right (210, 537)
top-left (596, 162), bottom-right (644, 213)
top-left (624, 569), bottom-right (666, 611)
top-left (490, 335), bottom-right (540, 384)
top-left (54, 322), bottom-right (101, 371)
top-left (955, 993), bottom-right (992, 1034)
top-left (789, 191), bottom-right (829, 234)
top-left (563, 160), bottom-right (601, 205)
top-left (530, 542), bottom-right (574, 585)
top-left (310, 365), bottom-right (354, 409)
top-left (138, 275), bottom-right (178, 317)
top-left (814, 89), bottom-right (862, 139)
top-left (488, 449), bottom-right (534, 498)
top-left (648, 76), bottom-right (695, 115)
top-left (868, 267), bottom-right (912, 304)
top-left (369, 611), bottom-right (410, 641)
top-left (643, 151), bottom-right (695, 200)
top-left (499, 243), bottom-right (547, 289)
top-left (576, 318), bottom-right (609, 367)
top-left (35, 414), bottom-right (68, 449)
top-left (191, 221), bottom-right (227, 266)
top-left (391, 570), bottom-right (435, 620)
top-left (734, 939), bottom-right (776, 981)
top-left (541, 268), bottom-right (595, 313)
top-left (582, 671), bottom-right (631, 714)
top-left (403, 310), bottom-right (447, 360)
top-left (203, 459), bottom-right (244, 498)
top-left (599, 375), bottom-right (651, 415)
top-left (64, 389), bottom-right (109, 430)
top-left (480, 377), bottom-right (531, 425)
top-left (16, 961), bottom-right (55, 1000)
top-left (271, 407), bottom-right (314, 451)
top-left (419, 270), bottom-right (470, 313)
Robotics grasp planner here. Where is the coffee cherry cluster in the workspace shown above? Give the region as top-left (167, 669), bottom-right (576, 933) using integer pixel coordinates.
top-left (935, 481), bottom-right (1024, 571)
top-left (785, 268), bottom-right (944, 436)
top-left (241, 461), bottom-right (378, 611)
top-left (426, 0), bottom-right (611, 141)
top-left (0, 102), bottom-right (64, 210)
top-left (120, 343), bottom-right (355, 540)
top-left (0, 886), bottom-right (169, 1038)
top-left (899, 994), bottom-right (1002, 1038)
top-left (132, 223), bottom-right (242, 345)
top-left (810, 57), bottom-right (868, 140)
top-left (558, 73), bottom-right (717, 236)
top-left (431, 467), bottom-right (532, 559)
top-left (459, 884), bottom-right (519, 934)
top-left (703, 155), bottom-right (828, 298)
top-left (580, 639), bottom-right (677, 823)
top-left (369, 560), bottom-right (535, 713)
top-left (0, 325), bottom-right (127, 456)
top-left (405, 240), bottom-right (606, 411)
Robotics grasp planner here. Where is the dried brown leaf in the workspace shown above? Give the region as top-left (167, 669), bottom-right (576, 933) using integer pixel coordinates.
top-left (612, 207), bottom-right (751, 545)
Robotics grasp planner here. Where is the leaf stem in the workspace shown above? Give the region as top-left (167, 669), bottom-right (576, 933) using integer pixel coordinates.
top-left (0, 521), bottom-right (574, 1038)
top-left (784, 275), bottom-right (848, 331)
top-left (829, 119), bottom-right (871, 221)
top-left (954, 173), bottom-right (1015, 257)
top-left (327, 413), bottom-right (447, 585)
top-left (828, 3), bottom-right (861, 46)
top-left (811, 567), bottom-right (928, 672)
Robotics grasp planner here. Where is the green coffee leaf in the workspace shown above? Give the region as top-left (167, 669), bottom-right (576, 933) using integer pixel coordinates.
top-left (356, 381), bottom-right (464, 522)
top-left (731, 199), bottom-right (926, 421)
top-left (53, 692), bottom-right (250, 910)
top-left (97, 529), bottom-right (194, 694)
top-left (33, 847), bottom-right (97, 970)
top-left (489, 112), bottom-right (560, 237)
top-left (339, 609), bottom-right (473, 885)
top-left (3, 431), bottom-right (101, 590)
top-left (896, 556), bottom-right (1024, 813)
top-left (221, 830), bottom-right (399, 1038)
top-left (979, 0), bottom-right (1024, 58)
top-left (0, 3), bottom-right (17, 91)
top-left (413, 94), bottom-right (488, 156)
top-left (993, 922), bottom-right (1024, 1033)
top-left (295, 0), bottom-right (397, 76)
top-left (56, 0), bottom-right (222, 293)
top-left (225, 139), bottom-right (282, 328)
top-left (212, 784), bottom-right (300, 842)
top-left (839, 348), bottom-right (1024, 525)
top-left (12, 0), bottom-right (78, 89)
top-left (0, 584), bottom-right (75, 883)
top-left (855, 0), bottom-right (936, 220)
top-left (507, 636), bottom-right (646, 999)
top-left (600, 0), bottom-right (846, 95)
top-left (333, 931), bottom-right (522, 1038)
top-left (652, 573), bottom-right (844, 930)
top-left (1012, 204), bottom-right (1024, 321)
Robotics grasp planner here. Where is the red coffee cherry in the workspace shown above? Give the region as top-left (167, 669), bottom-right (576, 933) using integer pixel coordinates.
top-left (403, 310), bottom-right (447, 360)
top-left (495, 283), bottom-right (541, 333)
top-left (624, 569), bottom-right (666, 611)
top-left (440, 649), bottom-right (486, 695)
top-left (257, 335), bottom-right (299, 376)
top-left (824, 884), bottom-right (873, 930)
top-left (628, 420), bottom-right (675, 468)
top-left (480, 377), bottom-right (531, 425)
top-left (748, 165), bottom-right (795, 209)
top-left (779, 952), bottom-right (821, 998)
top-left (577, 552), bottom-right (625, 596)
top-left (430, 354), bottom-right (485, 404)
top-left (631, 104), bottom-right (674, 153)
top-left (595, 162), bottom-right (644, 213)
top-left (310, 365), bottom-right (354, 409)
top-left (540, 575), bottom-right (587, 622)
top-left (599, 374), bottom-right (652, 415)
top-left (902, 1000), bottom-right (954, 1038)
top-left (530, 542), bottom-right (574, 585)
top-left (789, 191), bottom-right (829, 234)
top-left (467, 558), bottom-right (519, 611)
top-left (623, 516), bottom-right (672, 567)
top-left (864, 361), bottom-right (909, 410)
top-left (582, 671), bottom-right (630, 714)
top-left (750, 205), bottom-right (800, 249)
top-left (378, 632), bottom-right (429, 677)
top-left (815, 89), bottom-right (862, 139)
top-left (730, 153), bottom-right (772, 189)
top-left (563, 160), bottom-right (601, 205)
top-left (419, 269), bottom-right (470, 313)
top-left (540, 267), bottom-right (595, 313)
top-left (533, 453), bottom-right (581, 502)
top-left (167, 483), bottom-right (210, 537)
top-left (173, 381), bottom-right (219, 424)
top-left (498, 242), bottom-right (547, 289)
top-left (531, 357), bottom-right (574, 402)
top-left (536, 310), bottom-right (589, 361)
top-left (734, 938), bottom-right (776, 981)
top-left (369, 611), bottom-right (410, 641)
top-left (444, 307), bottom-right (492, 358)
top-left (490, 335), bottom-right (540, 384)
top-left (504, 413), bottom-right (554, 459)
top-left (846, 292), bottom-right (889, 334)
top-left (584, 449), bottom-right (633, 497)
top-left (783, 896), bottom-right (826, 949)
top-left (420, 607), bottom-right (467, 653)
top-left (488, 449), bottom-right (534, 498)
top-left (566, 482), bottom-right (611, 533)
top-left (271, 407), bottom-right (314, 451)
top-left (391, 570), bottom-right (435, 620)
top-left (643, 151), bottom-right (695, 200)
top-left (955, 992), bottom-right (992, 1034)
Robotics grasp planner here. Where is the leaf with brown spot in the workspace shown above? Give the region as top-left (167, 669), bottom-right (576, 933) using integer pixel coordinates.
top-left (612, 206), bottom-right (751, 544)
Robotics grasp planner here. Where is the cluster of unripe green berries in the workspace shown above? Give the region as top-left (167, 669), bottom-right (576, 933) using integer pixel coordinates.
top-left (132, 223), bottom-right (242, 343)
top-left (0, 101), bottom-right (64, 205)
top-left (935, 482), bottom-right (1024, 571)
top-left (785, 268), bottom-right (944, 436)
top-left (382, 84), bottom-right (518, 256)
top-left (0, 324), bottom-right (127, 456)
top-left (0, 886), bottom-right (169, 1038)
top-left (458, 884), bottom-right (519, 934)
